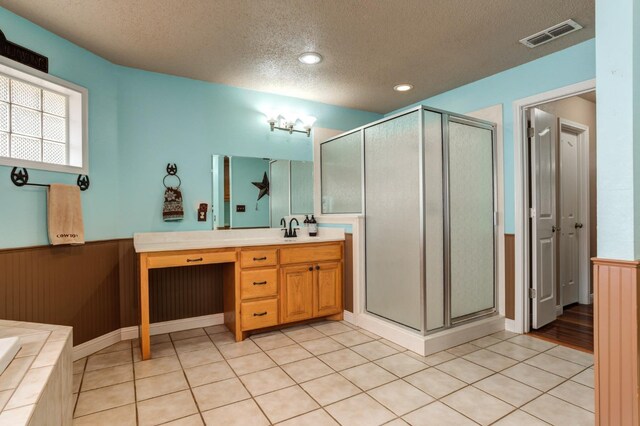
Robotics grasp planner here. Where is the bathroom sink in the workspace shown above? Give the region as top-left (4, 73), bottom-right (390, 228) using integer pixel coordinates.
top-left (0, 337), bottom-right (20, 375)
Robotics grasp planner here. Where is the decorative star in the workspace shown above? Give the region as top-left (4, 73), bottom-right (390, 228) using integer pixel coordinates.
top-left (252, 172), bottom-right (270, 201)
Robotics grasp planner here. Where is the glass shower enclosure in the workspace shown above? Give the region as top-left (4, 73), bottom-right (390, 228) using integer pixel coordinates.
top-left (320, 106), bottom-right (497, 335)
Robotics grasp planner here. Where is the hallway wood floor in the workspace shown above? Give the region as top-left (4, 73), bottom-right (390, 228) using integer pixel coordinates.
top-left (529, 304), bottom-right (593, 353)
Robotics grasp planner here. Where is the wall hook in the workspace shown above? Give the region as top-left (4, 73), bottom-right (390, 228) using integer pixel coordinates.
top-left (77, 175), bottom-right (90, 191)
top-left (10, 167), bottom-right (28, 186)
top-left (166, 163), bottom-right (178, 176)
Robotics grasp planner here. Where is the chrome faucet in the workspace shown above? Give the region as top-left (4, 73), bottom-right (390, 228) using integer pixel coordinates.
top-left (287, 218), bottom-right (300, 238)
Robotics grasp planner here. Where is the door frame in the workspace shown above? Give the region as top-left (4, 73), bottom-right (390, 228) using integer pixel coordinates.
top-left (512, 78), bottom-right (595, 333)
top-left (558, 118), bottom-right (591, 307)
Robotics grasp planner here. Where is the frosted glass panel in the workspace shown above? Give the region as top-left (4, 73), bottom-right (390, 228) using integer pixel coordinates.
top-left (449, 121), bottom-right (495, 319)
top-left (270, 160), bottom-right (290, 227)
top-left (424, 111), bottom-right (444, 331)
top-left (365, 111), bottom-right (422, 330)
top-left (290, 161), bottom-right (313, 214)
top-left (321, 132), bottom-right (362, 213)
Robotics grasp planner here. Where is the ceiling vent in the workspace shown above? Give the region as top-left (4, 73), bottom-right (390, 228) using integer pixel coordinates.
top-left (519, 19), bottom-right (583, 48)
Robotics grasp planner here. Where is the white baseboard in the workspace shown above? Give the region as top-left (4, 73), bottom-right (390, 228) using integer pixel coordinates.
top-left (505, 319), bottom-right (520, 333)
top-left (343, 310), bottom-right (356, 326)
top-left (73, 313), bottom-right (225, 361)
top-left (556, 305), bottom-right (563, 316)
top-left (589, 293), bottom-right (594, 304)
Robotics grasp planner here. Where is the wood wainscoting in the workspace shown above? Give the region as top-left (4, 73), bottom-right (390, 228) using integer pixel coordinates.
top-left (0, 234), bottom-right (354, 346)
top-left (593, 258), bottom-right (639, 425)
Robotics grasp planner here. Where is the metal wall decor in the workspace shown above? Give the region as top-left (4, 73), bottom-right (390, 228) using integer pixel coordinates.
top-left (10, 167), bottom-right (90, 191)
top-left (252, 172), bottom-right (269, 200)
top-left (0, 30), bottom-right (48, 73)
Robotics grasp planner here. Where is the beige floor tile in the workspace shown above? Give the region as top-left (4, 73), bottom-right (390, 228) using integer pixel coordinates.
top-left (192, 377), bottom-right (250, 411)
top-left (341, 362), bottom-right (396, 390)
top-left (375, 353), bottom-right (427, 377)
top-left (384, 419), bottom-right (409, 426)
top-left (135, 370), bottom-right (189, 401)
top-left (572, 367), bottom-right (594, 388)
top-left (312, 322), bottom-right (353, 336)
top-left (240, 367), bottom-right (295, 396)
top-left (522, 394), bottom-right (594, 426)
top-left (266, 345), bottom-right (313, 365)
top-left (173, 336), bottom-right (215, 354)
top-left (492, 409), bottom-right (548, 426)
top-left (469, 335), bottom-right (502, 348)
top-left (209, 332), bottom-right (235, 346)
top-left (178, 347), bottom-right (223, 369)
top-left (134, 355), bottom-right (182, 379)
top-left (255, 385), bottom-right (319, 423)
top-left (548, 380), bottom-right (594, 412)
top-left (325, 393), bottom-right (395, 426)
top-left (486, 341), bottom-right (538, 361)
top-left (81, 363), bottom-right (133, 391)
top-left (351, 341), bottom-right (399, 361)
top-left (319, 348), bottom-right (368, 371)
top-left (150, 334), bottom-right (171, 344)
top-left (163, 414), bottom-right (204, 425)
top-left (218, 339), bottom-right (261, 359)
top-left (545, 345), bottom-right (594, 367)
top-left (378, 339), bottom-right (407, 352)
top-left (73, 358), bottom-right (87, 375)
top-left (170, 328), bottom-right (206, 341)
top-left (436, 358), bottom-right (493, 383)
top-left (331, 330), bottom-right (374, 347)
top-left (133, 341), bottom-right (176, 362)
top-left (299, 337), bottom-right (345, 355)
top-left (507, 335), bottom-right (556, 352)
top-left (277, 409), bottom-right (338, 426)
top-left (227, 352), bottom-right (276, 375)
top-left (420, 350), bottom-right (457, 366)
top-left (72, 403), bottom-right (136, 425)
top-left (490, 330), bottom-right (519, 340)
top-left (284, 326), bottom-right (325, 343)
top-left (137, 389), bottom-right (199, 426)
top-left (281, 357), bottom-right (333, 383)
top-left (368, 380), bottom-right (433, 415)
top-left (95, 340), bottom-right (132, 355)
top-left (473, 374), bottom-right (542, 407)
top-left (442, 386), bottom-right (514, 425)
top-left (301, 373), bottom-right (361, 405)
top-left (74, 382), bottom-right (135, 417)
top-left (0, 405), bottom-right (34, 425)
top-left (501, 363), bottom-right (564, 392)
top-left (184, 360), bottom-right (235, 388)
top-left (253, 332), bottom-right (295, 351)
top-left (85, 349), bottom-right (132, 372)
top-left (462, 349), bottom-right (518, 372)
top-left (446, 343), bottom-right (479, 357)
top-left (204, 325), bottom-right (228, 335)
top-left (201, 399), bottom-right (269, 426)
top-left (403, 401), bottom-right (477, 426)
top-left (405, 368), bottom-right (466, 399)
top-left (524, 353), bottom-right (586, 378)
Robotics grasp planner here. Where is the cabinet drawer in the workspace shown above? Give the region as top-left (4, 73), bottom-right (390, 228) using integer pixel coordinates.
top-left (280, 243), bottom-right (342, 265)
top-left (241, 249), bottom-right (278, 268)
top-left (146, 250), bottom-right (237, 269)
top-left (241, 269), bottom-right (278, 300)
top-left (241, 299), bottom-right (278, 331)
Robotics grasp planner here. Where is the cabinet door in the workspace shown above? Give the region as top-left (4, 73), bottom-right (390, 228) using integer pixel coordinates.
top-left (314, 262), bottom-right (342, 317)
top-left (280, 265), bottom-right (314, 323)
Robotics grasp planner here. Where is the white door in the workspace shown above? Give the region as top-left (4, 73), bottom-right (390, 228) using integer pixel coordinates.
top-left (559, 129), bottom-right (580, 306)
top-left (530, 108), bottom-right (558, 329)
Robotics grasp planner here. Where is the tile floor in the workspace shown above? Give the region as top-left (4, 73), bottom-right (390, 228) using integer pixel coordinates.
top-left (71, 322), bottom-right (594, 425)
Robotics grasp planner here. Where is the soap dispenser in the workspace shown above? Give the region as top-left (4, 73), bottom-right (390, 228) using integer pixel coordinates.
top-left (309, 215), bottom-right (318, 237)
top-left (304, 215), bottom-right (310, 228)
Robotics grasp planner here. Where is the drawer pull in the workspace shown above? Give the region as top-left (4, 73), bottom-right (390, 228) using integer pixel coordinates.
top-left (253, 281), bottom-right (267, 286)
top-left (253, 311), bottom-right (268, 317)
top-left (253, 256), bottom-right (267, 261)
top-left (186, 257), bottom-right (203, 262)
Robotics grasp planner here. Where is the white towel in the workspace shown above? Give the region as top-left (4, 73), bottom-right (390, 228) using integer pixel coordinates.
top-left (47, 184), bottom-right (85, 245)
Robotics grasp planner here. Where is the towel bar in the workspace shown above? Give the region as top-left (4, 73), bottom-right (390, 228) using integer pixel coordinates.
top-left (10, 167), bottom-right (90, 191)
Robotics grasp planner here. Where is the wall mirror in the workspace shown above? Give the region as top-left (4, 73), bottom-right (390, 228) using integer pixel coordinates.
top-left (212, 155), bottom-right (313, 229)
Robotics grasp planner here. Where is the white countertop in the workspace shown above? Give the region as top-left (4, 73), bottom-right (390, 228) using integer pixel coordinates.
top-left (133, 227), bottom-right (345, 253)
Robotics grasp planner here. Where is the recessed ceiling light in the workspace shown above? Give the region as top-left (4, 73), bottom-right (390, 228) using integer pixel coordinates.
top-left (393, 84), bottom-right (413, 92)
top-left (298, 52), bottom-right (323, 65)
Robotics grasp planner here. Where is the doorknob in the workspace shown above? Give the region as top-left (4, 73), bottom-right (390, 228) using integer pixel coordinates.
top-left (575, 223), bottom-right (584, 229)
top-left (552, 225), bottom-right (558, 233)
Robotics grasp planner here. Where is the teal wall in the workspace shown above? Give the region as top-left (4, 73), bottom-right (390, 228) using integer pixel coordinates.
top-left (0, 7), bottom-right (381, 249)
top-left (389, 39), bottom-right (596, 234)
top-left (229, 157), bottom-right (270, 228)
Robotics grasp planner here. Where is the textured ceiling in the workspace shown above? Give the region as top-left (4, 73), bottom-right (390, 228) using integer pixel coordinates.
top-left (0, 0), bottom-right (594, 114)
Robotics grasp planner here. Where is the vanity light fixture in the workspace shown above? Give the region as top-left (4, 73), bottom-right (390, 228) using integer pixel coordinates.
top-left (393, 83), bottom-right (413, 92)
top-left (266, 112), bottom-right (316, 137)
top-left (298, 52), bottom-right (323, 65)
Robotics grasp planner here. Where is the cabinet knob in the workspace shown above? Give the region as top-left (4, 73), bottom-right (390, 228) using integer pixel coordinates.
top-left (308, 266), bottom-right (313, 271)
top-left (315, 265), bottom-right (320, 270)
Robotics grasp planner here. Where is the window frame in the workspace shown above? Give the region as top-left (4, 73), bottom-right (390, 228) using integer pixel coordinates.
top-left (0, 55), bottom-right (88, 174)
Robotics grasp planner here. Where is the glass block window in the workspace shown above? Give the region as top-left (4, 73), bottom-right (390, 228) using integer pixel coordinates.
top-left (0, 74), bottom-right (69, 166)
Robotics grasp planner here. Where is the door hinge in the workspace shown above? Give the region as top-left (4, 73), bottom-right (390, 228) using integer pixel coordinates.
top-left (529, 208), bottom-right (536, 218)
top-left (529, 288), bottom-right (536, 299)
top-left (527, 127), bottom-right (535, 138)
